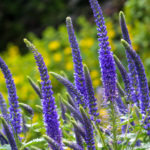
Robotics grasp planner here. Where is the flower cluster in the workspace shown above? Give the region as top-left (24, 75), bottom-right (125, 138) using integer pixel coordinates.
top-left (89, 0), bottom-right (117, 102)
top-left (24, 39), bottom-right (63, 149)
top-left (0, 57), bottom-right (22, 134)
top-left (66, 17), bottom-right (88, 107)
top-left (1, 0), bottom-right (150, 149)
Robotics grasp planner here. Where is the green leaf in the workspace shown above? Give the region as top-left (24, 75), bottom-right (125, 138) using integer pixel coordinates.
top-left (21, 138), bottom-right (45, 149)
top-left (0, 145), bottom-right (11, 150)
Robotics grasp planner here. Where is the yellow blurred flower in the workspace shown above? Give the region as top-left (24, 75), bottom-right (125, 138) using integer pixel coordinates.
top-left (48, 40), bottom-right (60, 51)
top-left (29, 94), bottom-right (36, 100)
top-left (33, 113), bottom-right (39, 123)
top-left (90, 70), bottom-right (99, 79)
top-left (108, 30), bottom-right (115, 39)
top-left (92, 79), bottom-right (100, 88)
top-left (133, 44), bottom-right (139, 51)
top-left (109, 40), bottom-right (116, 51)
top-left (20, 86), bottom-right (28, 100)
top-left (0, 72), bottom-right (5, 82)
top-left (8, 45), bottom-right (20, 57)
top-left (66, 62), bottom-right (73, 71)
top-left (13, 75), bottom-right (23, 85)
top-left (106, 21), bottom-right (115, 39)
top-left (53, 53), bottom-right (62, 62)
top-left (99, 108), bottom-right (108, 116)
top-left (64, 47), bottom-right (71, 55)
top-left (127, 25), bottom-right (132, 32)
top-left (106, 21), bottom-right (113, 29)
top-left (127, 25), bottom-right (133, 40)
top-left (44, 57), bottom-right (51, 66)
top-left (80, 38), bottom-right (94, 48)
top-left (19, 133), bottom-right (25, 139)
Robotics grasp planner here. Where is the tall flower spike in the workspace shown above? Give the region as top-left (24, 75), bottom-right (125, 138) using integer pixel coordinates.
top-left (0, 57), bottom-right (22, 134)
top-left (50, 72), bottom-right (85, 107)
top-left (62, 99), bottom-right (83, 124)
top-left (64, 141), bottom-right (84, 150)
top-left (27, 76), bottom-right (42, 99)
top-left (66, 17), bottom-right (87, 108)
top-left (43, 135), bottom-right (62, 150)
top-left (0, 131), bottom-right (8, 145)
top-left (66, 93), bottom-right (77, 109)
top-left (89, 0), bottom-right (117, 101)
top-left (24, 39), bottom-right (63, 149)
top-left (0, 116), bottom-right (18, 150)
top-left (114, 55), bottom-right (135, 103)
top-left (115, 96), bottom-right (128, 115)
top-left (0, 93), bottom-right (9, 122)
top-left (73, 124), bottom-right (84, 149)
top-left (119, 11), bottom-right (140, 105)
top-left (80, 107), bottom-right (96, 150)
top-left (119, 11), bottom-right (131, 45)
top-left (83, 65), bottom-right (100, 122)
top-left (117, 82), bottom-right (125, 97)
top-left (71, 120), bottom-right (86, 140)
top-left (19, 103), bottom-right (34, 117)
top-left (121, 39), bottom-right (150, 114)
top-left (58, 94), bottom-right (67, 123)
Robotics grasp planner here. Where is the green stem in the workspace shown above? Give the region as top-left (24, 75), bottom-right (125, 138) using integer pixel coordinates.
top-left (95, 123), bottom-right (109, 150)
top-left (131, 112), bottom-right (148, 150)
top-left (24, 116), bottom-right (33, 143)
top-left (110, 101), bottom-right (118, 150)
top-left (121, 103), bottom-right (134, 150)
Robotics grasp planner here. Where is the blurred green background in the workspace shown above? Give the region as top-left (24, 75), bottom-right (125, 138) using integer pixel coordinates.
top-left (0, 0), bottom-right (150, 127)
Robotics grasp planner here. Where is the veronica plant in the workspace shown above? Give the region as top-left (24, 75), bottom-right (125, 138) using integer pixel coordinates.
top-left (1, 0), bottom-right (150, 149)
top-left (119, 11), bottom-right (140, 105)
top-left (24, 39), bottom-right (63, 149)
top-left (0, 57), bottom-right (22, 134)
top-left (66, 17), bottom-right (88, 108)
top-left (89, 0), bottom-right (117, 102)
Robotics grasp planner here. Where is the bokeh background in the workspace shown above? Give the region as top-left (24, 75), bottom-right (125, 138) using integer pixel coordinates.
top-left (0, 0), bottom-right (150, 124)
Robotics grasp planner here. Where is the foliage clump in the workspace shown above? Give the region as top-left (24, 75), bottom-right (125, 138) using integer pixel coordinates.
top-left (0, 0), bottom-right (150, 149)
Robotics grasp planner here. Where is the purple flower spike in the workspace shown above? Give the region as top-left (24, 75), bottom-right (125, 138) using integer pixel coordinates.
top-left (119, 11), bottom-right (132, 45)
top-left (115, 96), bottom-right (128, 115)
top-left (50, 72), bottom-right (85, 107)
top-left (64, 141), bottom-right (84, 150)
top-left (66, 17), bottom-right (87, 108)
top-left (117, 82), bottom-right (125, 97)
top-left (71, 121), bottom-right (86, 140)
top-left (63, 99), bottom-right (83, 124)
top-left (80, 107), bottom-right (96, 150)
top-left (0, 57), bottom-right (22, 134)
top-left (24, 39), bottom-right (63, 149)
top-left (119, 11), bottom-right (140, 105)
top-left (59, 95), bottom-right (67, 123)
top-left (0, 93), bottom-right (9, 122)
top-left (121, 39), bottom-right (149, 114)
top-left (114, 55), bottom-right (135, 103)
top-left (83, 65), bottom-right (100, 122)
top-left (122, 40), bottom-right (150, 135)
top-left (73, 125), bottom-right (84, 149)
top-left (99, 51), bottom-right (117, 102)
top-left (0, 116), bottom-right (18, 150)
top-left (89, 0), bottom-right (117, 102)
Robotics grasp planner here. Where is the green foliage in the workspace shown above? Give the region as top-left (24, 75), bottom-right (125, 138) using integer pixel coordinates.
top-left (0, 145), bottom-right (11, 150)
top-left (20, 138), bottom-right (45, 150)
top-left (1, 1), bottom-right (150, 149)
top-left (124, 0), bottom-right (150, 83)
top-left (0, 16), bottom-right (103, 112)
